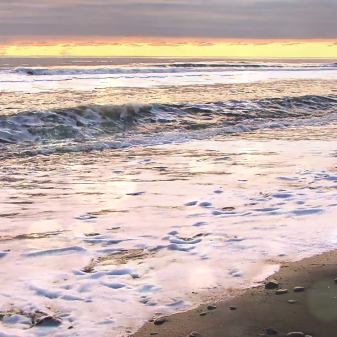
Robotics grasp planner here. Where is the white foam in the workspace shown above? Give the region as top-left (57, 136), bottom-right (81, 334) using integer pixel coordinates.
top-left (2, 133), bottom-right (337, 336)
top-left (1, 64), bottom-right (337, 93)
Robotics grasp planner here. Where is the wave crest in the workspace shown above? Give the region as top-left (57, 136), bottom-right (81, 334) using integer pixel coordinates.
top-left (13, 62), bottom-right (337, 76)
top-left (0, 95), bottom-right (336, 145)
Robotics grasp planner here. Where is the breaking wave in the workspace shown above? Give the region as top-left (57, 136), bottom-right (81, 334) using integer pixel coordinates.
top-left (13, 62), bottom-right (337, 76)
top-left (1, 95), bottom-right (337, 147)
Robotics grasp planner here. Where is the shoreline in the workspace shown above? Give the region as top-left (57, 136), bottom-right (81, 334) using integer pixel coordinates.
top-left (2, 131), bottom-right (337, 337)
top-left (132, 250), bottom-right (337, 337)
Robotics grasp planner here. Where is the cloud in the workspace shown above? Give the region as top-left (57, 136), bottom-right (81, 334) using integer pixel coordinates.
top-left (0, 0), bottom-right (336, 39)
top-left (282, 42), bottom-right (301, 46)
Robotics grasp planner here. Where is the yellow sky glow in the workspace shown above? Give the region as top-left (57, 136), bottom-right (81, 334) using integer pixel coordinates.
top-left (1, 39), bottom-right (337, 58)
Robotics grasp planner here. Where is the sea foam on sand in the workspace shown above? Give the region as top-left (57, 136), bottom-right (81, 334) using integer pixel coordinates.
top-left (1, 125), bottom-right (337, 336)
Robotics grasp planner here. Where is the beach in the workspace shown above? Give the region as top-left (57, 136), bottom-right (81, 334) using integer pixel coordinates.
top-left (0, 58), bottom-right (337, 337)
top-left (133, 249), bottom-right (337, 337)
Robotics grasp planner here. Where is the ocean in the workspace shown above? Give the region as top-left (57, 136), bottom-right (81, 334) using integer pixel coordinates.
top-left (1, 57), bottom-right (337, 337)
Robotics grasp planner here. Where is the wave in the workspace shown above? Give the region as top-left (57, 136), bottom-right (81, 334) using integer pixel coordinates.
top-left (14, 66), bottom-right (172, 76)
top-left (158, 62), bottom-right (286, 68)
top-left (161, 62), bottom-right (335, 69)
top-left (1, 95), bottom-right (337, 146)
top-left (13, 62), bottom-right (337, 76)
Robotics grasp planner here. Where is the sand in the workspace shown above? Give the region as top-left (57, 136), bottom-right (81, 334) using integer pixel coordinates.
top-left (133, 250), bottom-right (337, 337)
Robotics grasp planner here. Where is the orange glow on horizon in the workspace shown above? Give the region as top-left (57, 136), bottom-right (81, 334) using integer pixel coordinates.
top-left (1, 38), bottom-right (337, 58)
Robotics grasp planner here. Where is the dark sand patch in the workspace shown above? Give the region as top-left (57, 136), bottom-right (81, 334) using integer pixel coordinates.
top-left (88, 209), bottom-right (130, 216)
top-left (132, 250), bottom-right (337, 337)
top-left (0, 231), bottom-right (65, 242)
top-left (82, 249), bottom-right (150, 273)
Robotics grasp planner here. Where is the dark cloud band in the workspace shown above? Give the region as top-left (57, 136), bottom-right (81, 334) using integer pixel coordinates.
top-left (0, 0), bottom-right (336, 39)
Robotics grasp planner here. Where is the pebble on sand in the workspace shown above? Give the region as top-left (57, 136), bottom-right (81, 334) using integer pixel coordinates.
top-left (293, 286), bottom-right (305, 292)
top-left (188, 332), bottom-right (201, 337)
top-left (207, 305), bottom-right (217, 310)
top-left (275, 289), bottom-right (288, 295)
top-left (153, 317), bottom-right (167, 325)
top-left (286, 333), bottom-right (305, 337)
top-left (265, 327), bottom-right (278, 335)
top-left (288, 299), bottom-right (297, 304)
top-left (265, 279), bottom-right (279, 289)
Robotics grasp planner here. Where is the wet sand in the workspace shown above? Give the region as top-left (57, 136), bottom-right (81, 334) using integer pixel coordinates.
top-left (133, 250), bottom-right (337, 337)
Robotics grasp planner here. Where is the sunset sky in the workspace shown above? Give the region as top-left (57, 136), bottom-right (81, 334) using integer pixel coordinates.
top-left (0, 0), bottom-right (337, 57)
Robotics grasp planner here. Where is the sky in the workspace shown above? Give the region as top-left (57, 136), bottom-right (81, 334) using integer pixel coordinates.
top-left (0, 0), bottom-right (337, 57)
